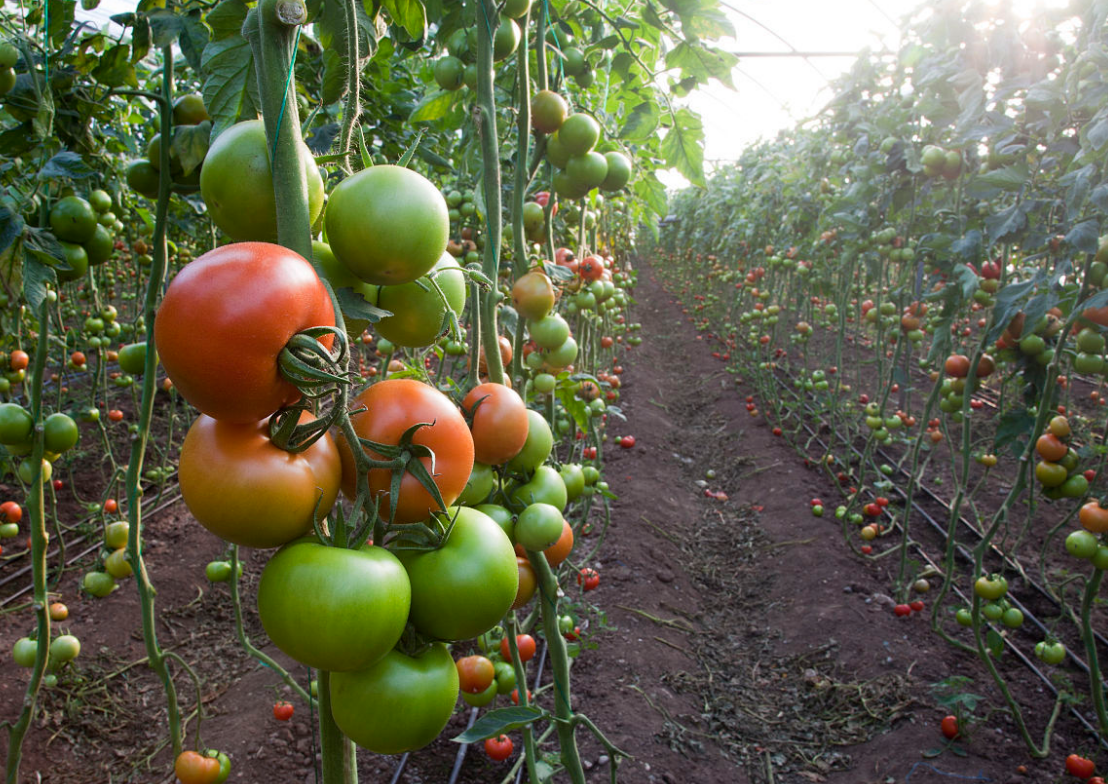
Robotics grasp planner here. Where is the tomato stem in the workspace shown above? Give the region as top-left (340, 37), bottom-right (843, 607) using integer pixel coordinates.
top-left (124, 45), bottom-right (186, 764)
top-left (3, 297), bottom-right (50, 784)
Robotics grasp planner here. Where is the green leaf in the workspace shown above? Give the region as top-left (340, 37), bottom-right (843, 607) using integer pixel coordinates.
top-left (206, 0), bottom-right (249, 40)
top-left (22, 251), bottom-right (56, 314)
top-left (0, 207), bottom-right (24, 255)
top-left (1066, 219), bottom-right (1099, 255)
top-left (92, 44), bottom-right (138, 88)
top-left (147, 9), bottom-right (184, 47)
top-left (201, 32), bottom-right (261, 139)
top-left (661, 108), bottom-right (705, 187)
top-left (985, 629), bottom-right (1004, 659)
top-left (397, 129), bottom-right (426, 168)
top-left (984, 202), bottom-right (1028, 244)
top-left (664, 41), bottom-right (736, 89)
top-left (321, 49), bottom-right (347, 105)
top-left (620, 101), bottom-right (659, 142)
top-left (452, 706), bottom-right (545, 744)
top-left (634, 172), bottom-right (668, 217)
top-left (973, 163), bottom-right (1029, 191)
top-left (173, 121), bottom-right (212, 177)
top-left (380, 0), bottom-right (427, 39)
top-left (39, 151), bottom-right (95, 180)
top-left (178, 11), bottom-right (211, 72)
top-left (410, 90), bottom-right (458, 123)
top-left (994, 408), bottom-right (1034, 457)
top-left (335, 287), bottom-right (392, 323)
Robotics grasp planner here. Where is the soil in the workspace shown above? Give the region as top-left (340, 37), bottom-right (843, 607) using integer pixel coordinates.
top-left (0, 258), bottom-right (1102, 783)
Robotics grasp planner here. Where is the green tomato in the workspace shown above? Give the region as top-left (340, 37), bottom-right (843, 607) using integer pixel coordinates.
top-left (1039, 641), bottom-right (1066, 665)
top-left (396, 506), bottom-right (517, 642)
top-left (1065, 529), bottom-right (1099, 560)
top-left (460, 679), bottom-right (498, 707)
top-left (49, 634), bottom-right (81, 664)
top-left (1001, 607), bottom-right (1024, 628)
top-left (974, 574), bottom-right (1008, 600)
top-left (559, 463), bottom-right (585, 502)
top-left (529, 314), bottom-right (570, 350)
top-left (494, 660), bottom-right (516, 694)
top-left (205, 560), bottom-right (233, 582)
top-left (474, 503), bottom-right (514, 541)
top-left (982, 601), bottom-right (1004, 621)
top-left (1093, 546), bottom-right (1108, 571)
top-left (257, 539), bottom-right (411, 672)
top-left (533, 373), bottom-right (557, 394)
top-left (515, 503), bottom-right (564, 550)
top-left (458, 462), bottom-right (496, 506)
top-left (329, 643), bottom-right (459, 755)
top-left (0, 403), bottom-right (32, 445)
top-left (375, 253), bottom-right (466, 348)
top-left (83, 571), bottom-right (117, 597)
top-left (43, 413), bottom-right (78, 454)
top-left (104, 521), bottom-right (129, 550)
top-left (510, 465), bottom-right (567, 511)
top-left (12, 637), bottom-right (37, 668)
top-left (507, 410), bottom-right (553, 473)
top-left (955, 608), bottom-right (973, 627)
top-left (117, 342), bottom-right (154, 376)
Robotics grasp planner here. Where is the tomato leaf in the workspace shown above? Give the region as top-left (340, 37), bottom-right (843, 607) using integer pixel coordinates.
top-left (38, 151), bottom-right (94, 181)
top-left (380, 0), bottom-right (427, 40)
top-left (661, 108), bottom-right (704, 187)
top-left (993, 408), bottom-right (1034, 457)
top-left (397, 128), bottom-right (426, 168)
top-left (334, 287), bottom-right (391, 323)
top-left (0, 206), bottom-right (24, 256)
top-left (985, 629), bottom-right (1004, 659)
top-left (173, 121), bottom-right (212, 177)
top-left (452, 706), bottom-right (546, 744)
top-left (21, 248), bottom-right (58, 313)
top-left (200, 22), bottom-right (261, 139)
top-left (410, 90), bottom-right (458, 123)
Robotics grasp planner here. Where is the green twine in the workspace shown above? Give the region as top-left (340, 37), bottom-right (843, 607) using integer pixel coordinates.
top-left (271, 24), bottom-right (303, 164)
top-left (42, 0), bottom-right (48, 83)
top-left (543, 0), bottom-right (564, 82)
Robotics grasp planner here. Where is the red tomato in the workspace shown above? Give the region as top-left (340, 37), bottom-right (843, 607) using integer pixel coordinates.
top-left (1067, 754), bottom-right (1095, 779)
top-left (179, 413), bottom-right (341, 548)
top-left (577, 567), bottom-right (599, 591)
top-left (463, 383), bottom-right (529, 465)
top-left (155, 242), bottom-right (335, 423)
top-left (579, 255), bottom-right (605, 282)
top-left (619, 435), bottom-right (636, 449)
top-left (339, 379), bottom-right (474, 524)
top-left (0, 501), bottom-right (21, 524)
top-left (485, 735), bottom-right (513, 762)
top-left (500, 633), bottom-right (536, 663)
top-left (174, 750), bottom-right (221, 784)
top-left (273, 701), bottom-right (294, 721)
top-left (456, 655), bottom-right (496, 694)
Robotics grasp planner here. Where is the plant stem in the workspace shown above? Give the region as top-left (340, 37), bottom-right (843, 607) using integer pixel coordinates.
top-left (474, 0), bottom-right (504, 384)
top-left (3, 296), bottom-right (50, 784)
top-left (528, 550), bottom-right (586, 783)
top-left (249, 0), bottom-right (313, 259)
top-left (124, 46), bottom-right (185, 762)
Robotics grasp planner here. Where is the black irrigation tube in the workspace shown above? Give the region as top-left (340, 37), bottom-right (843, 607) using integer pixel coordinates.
top-left (388, 641), bottom-right (550, 784)
top-left (896, 367), bottom-right (1108, 659)
top-left (769, 373), bottom-right (1108, 750)
top-left (0, 478), bottom-right (181, 607)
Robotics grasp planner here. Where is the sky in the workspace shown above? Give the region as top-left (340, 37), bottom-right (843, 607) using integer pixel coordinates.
top-left (76, 0), bottom-right (1039, 189)
top-left (662, 0), bottom-right (919, 186)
